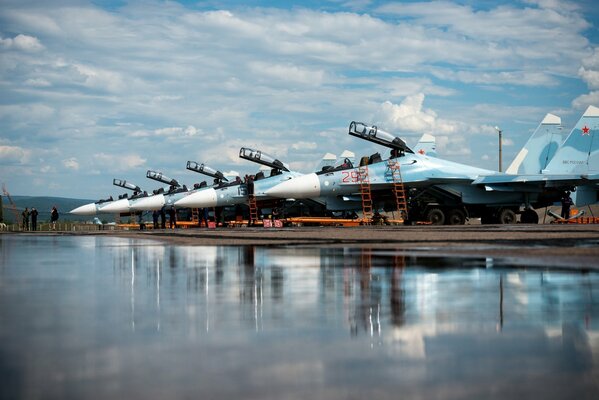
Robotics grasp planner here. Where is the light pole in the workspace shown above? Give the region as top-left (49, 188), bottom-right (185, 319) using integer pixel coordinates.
top-left (495, 126), bottom-right (502, 172)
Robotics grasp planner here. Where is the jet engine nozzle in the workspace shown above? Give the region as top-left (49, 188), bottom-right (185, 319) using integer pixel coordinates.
top-left (348, 121), bottom-right (413, 153)
top-left (186, 161), bottom-right (229, 182)
top-left (113, 178), bottom-right (141, 192)
top-left (239, 147), bottom-right (289, 172)
top-left (146, 170), bottom-right (180, 187)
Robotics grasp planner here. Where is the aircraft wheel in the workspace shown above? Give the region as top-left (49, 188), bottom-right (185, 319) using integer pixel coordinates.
top-left (498, 208), bottom-right (517, 224)
top-left (446, 209), bottom-right (466, 225)
top-left (520, 209), bottom-right (539, 224)
top-left (425, 208), bottom-right (445, 225)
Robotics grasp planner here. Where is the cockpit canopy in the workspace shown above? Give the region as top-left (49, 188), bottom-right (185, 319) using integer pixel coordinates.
top-left (113, 179), bottom-right (141, 192)
top-left (348, 121), bottom-right (413, 154)
top-left (239, 147), bottom-right (289, 172)
top-left (186, 161), bottom-right (228, 182)
top-left (146, 170), bottom-right (180, 187)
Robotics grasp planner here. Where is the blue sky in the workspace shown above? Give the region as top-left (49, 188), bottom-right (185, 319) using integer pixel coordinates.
top-left (1, 0), bottom-right (598, 198)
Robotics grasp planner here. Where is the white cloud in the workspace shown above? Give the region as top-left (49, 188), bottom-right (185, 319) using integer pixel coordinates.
top-left (24, 78), bottom-right (51, 87)
top-left (0, 34), bottom-right (44, 52)
top-left (578, 47), bottom-right (599, 89)
top-left (0, 145), bottom-right (30, 164)
top-left (573, 47), bottom-right (599, 109)
top-left (92, 153), bottom-right (146, 172)
top-left (62, 157), bottom-right (79, 170)
top-left (292, 141), bottom-right (318, 150)
top-left (573, 91), bottom-right (599, 110)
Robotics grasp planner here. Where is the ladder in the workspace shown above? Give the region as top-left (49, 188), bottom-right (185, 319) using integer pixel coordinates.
top-left (191, 208), bottom-right (200, 225)
top-left (388, 160), bottom-right (408, 221)
top-left (248, 194), bottom-right (259, 224)
top-left (358, 166), bottom-right (373, 222)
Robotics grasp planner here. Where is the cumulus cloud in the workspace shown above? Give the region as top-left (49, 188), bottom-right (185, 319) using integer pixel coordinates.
top-left (578, 47), bottom-right (599, 89)
top-left (0, 34), bottom-right (44, 52)
top-left (573, 47), bottom-right (599, 109)
top-left (374, 93), bottom-right (473, 136)
top-left (0, 145), bottom-right (30, 164)
top-left (62, 157), bottom-right (79, 170)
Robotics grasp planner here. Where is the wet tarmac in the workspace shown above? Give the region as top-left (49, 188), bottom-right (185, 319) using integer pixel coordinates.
top-left (1, 234), bottom-right (599, 399)
top-left (10, 223), bottom-right (599, 268)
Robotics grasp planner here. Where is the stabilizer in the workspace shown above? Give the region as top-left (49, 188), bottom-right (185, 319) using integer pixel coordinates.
top-left (543, 105), bottom-right (599, 175)
top-left (506, 113), bottom-right (564, 174)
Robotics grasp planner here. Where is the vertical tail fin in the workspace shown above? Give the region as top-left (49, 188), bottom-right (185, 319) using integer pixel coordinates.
top-left (543, 105), bottom-right (599, 174)
top-left (414, 133), bottom-right (437, 157)
top-left (506, 113), bottom-right (565, 174)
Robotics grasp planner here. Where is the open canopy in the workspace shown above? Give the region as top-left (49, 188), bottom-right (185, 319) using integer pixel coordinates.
top-left (186, 161), bottom-right (228, 182)
top-left (112, 178), bottom-right (141, 192)
top-left (239, 147), bottom-right (289, 171)
top-left (146, 170), bottom-right (179, 187)
top-left (348, 121), bottom-right (413, 153)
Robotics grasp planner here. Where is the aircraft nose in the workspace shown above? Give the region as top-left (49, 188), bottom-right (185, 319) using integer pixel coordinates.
top-left (70, 203), bottom-right (97, 216)
top-left (174, 188), bottom-right (217, 208)
top-left (265, 173), bottom-right (321, 198)
top-left (130, 195), bottom-right (164, 211)
top-left (98, 198), bottom-right (130, 213)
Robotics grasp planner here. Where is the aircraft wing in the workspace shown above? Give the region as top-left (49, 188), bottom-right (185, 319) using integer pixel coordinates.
top-left (472, 173), bottom-right (599, 191)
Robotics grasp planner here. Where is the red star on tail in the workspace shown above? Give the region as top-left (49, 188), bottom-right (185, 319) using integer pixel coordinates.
top-left (582, 125), bottom-right (590, 135)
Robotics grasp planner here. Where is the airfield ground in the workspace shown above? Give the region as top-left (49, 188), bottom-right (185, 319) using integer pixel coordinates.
top-left (8, 223), bottom-right (599, 269)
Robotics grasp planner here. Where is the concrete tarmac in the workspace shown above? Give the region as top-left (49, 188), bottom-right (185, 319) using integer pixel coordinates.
top-left (10, 224), bottom-right (599, 269)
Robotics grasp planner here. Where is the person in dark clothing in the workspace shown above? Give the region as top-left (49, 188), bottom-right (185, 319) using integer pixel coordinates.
top-left (50, 206), bottom-right (59, 230)
top-left (560, 191), bottom-right (573, 219)
top-left (152, 210), bottom-right (159, 229)
top-left (200, 208), bottom-right (209, 227)
top-left (168, 208), bottom-right (177, 229)
top-left (160, 206), bottom-right (166, 229)
top-left (22, 207), bottom-right (30, 231)
top-left (30, 208), bottom-right (38, 231)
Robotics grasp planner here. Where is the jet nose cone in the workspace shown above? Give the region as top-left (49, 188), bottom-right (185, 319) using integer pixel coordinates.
top-left (130, 195), bottom-right (164, 211)
top-left (265, 173), bottom-right (321, 198)
top-left (70, 203), bottom-right (98, 216)
top-left (98, 198), bottom-right (130, 213)
top-left (174, 188), bottom-right (217, 208)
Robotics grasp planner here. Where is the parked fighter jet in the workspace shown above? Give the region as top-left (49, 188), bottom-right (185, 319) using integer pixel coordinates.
top-left (70, 179), bottom-right (142, 215)
top-left (266, 106), bottom-right (599, 224)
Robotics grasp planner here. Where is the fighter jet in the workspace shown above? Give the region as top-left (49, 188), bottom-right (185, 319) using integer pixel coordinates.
top-left (70, 179), bottom-right (142, 216)
top-left (266, 105), bottom-right (599, 224)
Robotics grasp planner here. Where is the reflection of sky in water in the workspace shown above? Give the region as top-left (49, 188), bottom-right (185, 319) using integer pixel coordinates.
top-left (1, 236), bottom-right (599, 399)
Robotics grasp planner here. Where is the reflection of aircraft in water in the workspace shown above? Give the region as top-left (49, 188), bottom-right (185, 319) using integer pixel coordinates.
top-left (70, 178), bottom-right (142, 215)
top-left (266, 106), bottom-right (599, 224)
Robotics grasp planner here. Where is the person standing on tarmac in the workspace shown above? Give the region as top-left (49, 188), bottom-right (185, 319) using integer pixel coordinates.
top-left (152, 210), bottom-right (159, 229)
top-left (560, 191), bottom-right (573, 219)
top-left (22, 207), bottom-right (30, 231)
top-left (168, 207), bottom-right (177, 229)
top-left (50, 206), bottom-right (59, 230)
top-left (30, 208), bottom-right (38, 231)
top-left (160, 206), bottom-right (166, 229)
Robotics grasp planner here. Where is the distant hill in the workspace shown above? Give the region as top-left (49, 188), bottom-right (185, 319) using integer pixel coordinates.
top-left (0, 195), bottom-right (110, 223)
